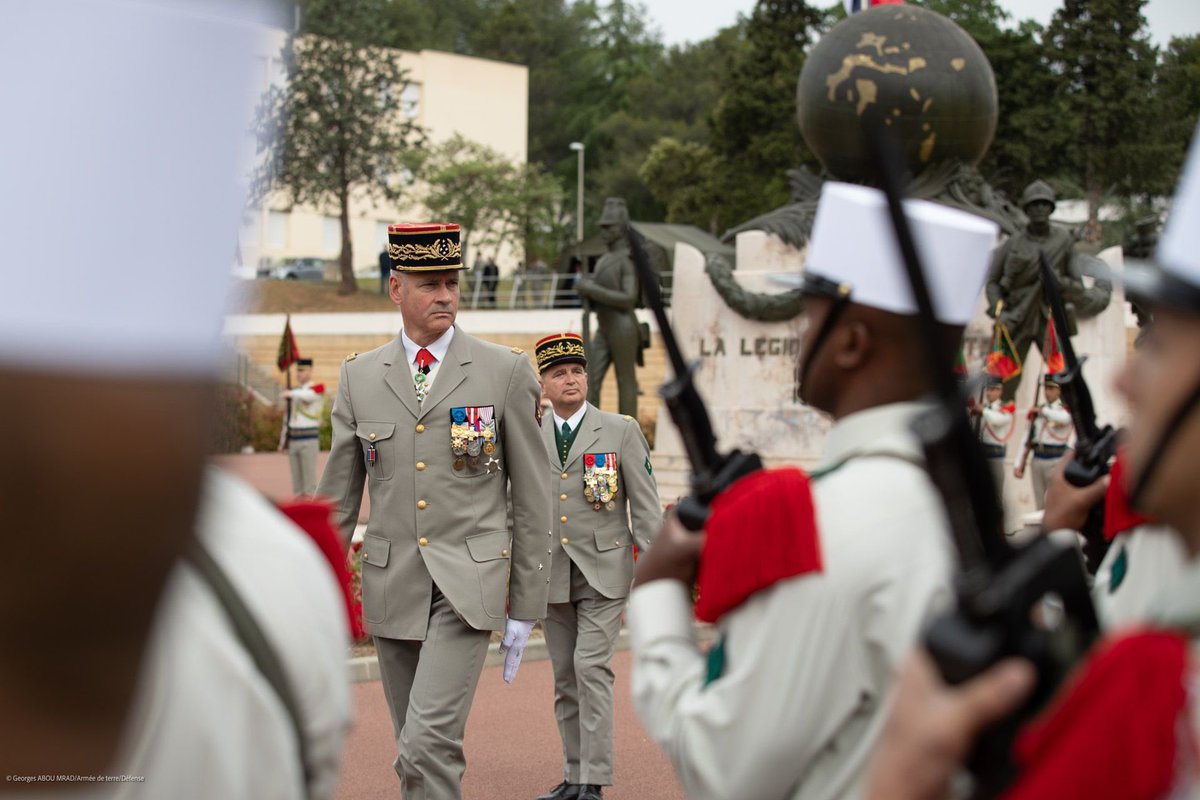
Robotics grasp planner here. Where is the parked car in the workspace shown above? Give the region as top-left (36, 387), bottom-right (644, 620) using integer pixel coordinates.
top-left (266, 257), bottom-right (326, 281)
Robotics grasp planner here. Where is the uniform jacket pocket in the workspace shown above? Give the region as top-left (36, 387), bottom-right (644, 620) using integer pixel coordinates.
top-left (356, 421), bottom-right (397, 481)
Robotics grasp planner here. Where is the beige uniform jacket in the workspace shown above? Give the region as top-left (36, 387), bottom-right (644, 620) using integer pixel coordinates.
top-left (543, 403), bottom-right (660, 602)
top-left (317, 326), bottom-right (551, 639)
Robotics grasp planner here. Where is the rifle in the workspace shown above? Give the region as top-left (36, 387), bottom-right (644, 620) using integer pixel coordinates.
top-left (625, 227), bottom-right (762, 531)
top-left (1016, 379), bottom-right (1041, 475)
top-left (1038, 252), bottom-right (1117, 572)
top-left (865, 125), bottom-right (1099, 798)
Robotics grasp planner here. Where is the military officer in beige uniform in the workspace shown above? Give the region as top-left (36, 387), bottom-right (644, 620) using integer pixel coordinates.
top-left (317, 223), bottom-right (551, 800)
top-left (533, 333), bottom-right (660, 800)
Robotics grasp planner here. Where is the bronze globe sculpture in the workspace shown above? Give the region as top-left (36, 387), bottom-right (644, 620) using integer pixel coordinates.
top-left (796, 4), bottom-right (998, 184)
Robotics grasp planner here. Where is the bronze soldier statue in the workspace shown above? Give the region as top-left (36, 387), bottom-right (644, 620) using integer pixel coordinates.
top-left (577, 198), bottom-right (642, 418)
top-left (985, 180), bottom-right (1111, 398)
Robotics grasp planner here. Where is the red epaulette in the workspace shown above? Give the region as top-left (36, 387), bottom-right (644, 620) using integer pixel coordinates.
top-left (1009, 630), bottom-right (1189, 800)
top-left (1002, 402), bottom-right (1017, 414)
top-left (277, 499), bottom-right (364, 640)
top-left (694, 467), bottom-right (822, 624)
top-left (312, 383), bottom-right (326, 394)
top-left (1104, 448), bottom-right (1155, 541)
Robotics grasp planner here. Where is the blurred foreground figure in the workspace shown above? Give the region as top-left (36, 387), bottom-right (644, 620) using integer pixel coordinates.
top-left (0, 2), bottom-right (350, 796)
top-left (629, 182), bottom-right (997, 800)
top-left (866, 122), bottom-right (1200, 800)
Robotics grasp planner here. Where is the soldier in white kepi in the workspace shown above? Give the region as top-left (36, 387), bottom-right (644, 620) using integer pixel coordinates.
top-left (971, 373), bottom-right (1015, 491)
top-left (628, 181), bottom-right (998, 800)
top-left (533, 333), bottom-right (660, 800)
top-left (281, 357), bottom-right (326, 496)
top-left (1014, 374), bottom-right (1074, 509)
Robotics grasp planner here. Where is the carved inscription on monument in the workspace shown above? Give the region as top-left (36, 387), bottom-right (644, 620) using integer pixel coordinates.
top-left (697, 336), bottom-right (802, 358)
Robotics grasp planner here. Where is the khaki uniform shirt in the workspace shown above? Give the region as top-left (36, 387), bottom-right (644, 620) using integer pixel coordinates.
top-left (544, 403), bottom-right (660, 602)
top-left (317, 326), bottom-right (551, 638)
top-left (629, 403), bottom-right (955, 800)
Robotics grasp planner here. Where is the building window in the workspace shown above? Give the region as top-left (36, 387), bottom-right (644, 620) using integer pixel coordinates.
top-left (401, 83), bottom-right (421, 120)
top-left (267, 210), bottom-right (288, 249)
top-left (323, 215), bottom-right (342, 253)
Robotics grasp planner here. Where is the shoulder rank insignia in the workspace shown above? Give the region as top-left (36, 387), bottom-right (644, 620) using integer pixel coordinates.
top-left (511, 346), bottom-right (524, 354)
top-left (623, 414), bottom-right (633, 420)
top-left (345, 352), bottom-right (358, 362)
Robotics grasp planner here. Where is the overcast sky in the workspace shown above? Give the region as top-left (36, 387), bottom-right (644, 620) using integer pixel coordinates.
top-left (640, 0), bottom-right (1200, 48)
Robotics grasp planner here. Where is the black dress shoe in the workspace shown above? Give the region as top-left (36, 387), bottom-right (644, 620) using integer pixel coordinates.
top-left (535, 781), bottom-right (580, 800)
top-left (576, 785), bottom-right (603, 800)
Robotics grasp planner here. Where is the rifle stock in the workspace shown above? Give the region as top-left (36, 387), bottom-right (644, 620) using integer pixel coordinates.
top-left (1038, 252), bottom-right (1116, 571)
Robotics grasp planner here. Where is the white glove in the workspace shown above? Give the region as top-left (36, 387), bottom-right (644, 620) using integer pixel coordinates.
top-left (499, 618), bottom-right (535, 683)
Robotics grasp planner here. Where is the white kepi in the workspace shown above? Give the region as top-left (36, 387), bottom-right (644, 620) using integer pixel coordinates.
top-left (779, 181), bottom-right (1000, 323)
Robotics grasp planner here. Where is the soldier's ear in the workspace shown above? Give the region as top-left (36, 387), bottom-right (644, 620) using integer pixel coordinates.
top-left (832, 319), bottom-right (872, 371)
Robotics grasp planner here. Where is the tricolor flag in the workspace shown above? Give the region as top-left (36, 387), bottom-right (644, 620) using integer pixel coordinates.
top-left (845, 0), bottom-right (904, 14)
top-left (985, 318), bottom-right (1022, 381)
top-left (1044, 317), bottom-right (1065, 374)
top-left (276, 314), bottom-right (301, 372)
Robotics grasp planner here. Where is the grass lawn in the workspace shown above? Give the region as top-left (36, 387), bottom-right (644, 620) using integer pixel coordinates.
top-left (241, 278), bottom-right (398, 314)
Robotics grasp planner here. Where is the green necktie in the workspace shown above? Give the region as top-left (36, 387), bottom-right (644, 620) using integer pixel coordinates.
top-left (561, 421), bottom-right (571, 438)
top-left (560, 422), bottom-right (571, 464)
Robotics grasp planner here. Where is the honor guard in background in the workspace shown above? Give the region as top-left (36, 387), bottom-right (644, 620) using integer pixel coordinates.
top-left (628, 182), bottom-right (999, 800)
top-left (971, 374), bottom-right (1014, 490)
top-left (0, 2), bottom-right (352, 794)
top-left (281, 357), bottom-right (325, 495)
top-left (865, 121), bottom-right (1200, 800)
top-left (316, 223), bottom-right (551, 800)
top-left (577, 198), bottom-right (643, 418)
top-left (1013, 375), bottom-right (1073, 509)
top-left (533, 333), bottom-right (660, 800)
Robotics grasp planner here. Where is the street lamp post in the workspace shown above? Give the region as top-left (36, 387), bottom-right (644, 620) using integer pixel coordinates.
top-left (569, 141), bottom-right (585, 243)
top-left (569, 141), bottom-right (588, 349)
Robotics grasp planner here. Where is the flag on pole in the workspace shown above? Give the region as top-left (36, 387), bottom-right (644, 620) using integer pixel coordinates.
top-left (844, 0), bottom-right (904, 14)
top-left (1044, 317), bottom-right (1065, 374)
top-left (276, 314), bottom-right (301, 371)
top-left (985, 319), bottom-right (1022, 381)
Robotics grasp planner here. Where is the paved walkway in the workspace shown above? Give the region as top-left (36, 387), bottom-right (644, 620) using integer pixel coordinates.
top-left (335, 651), bottom-right (684, 800)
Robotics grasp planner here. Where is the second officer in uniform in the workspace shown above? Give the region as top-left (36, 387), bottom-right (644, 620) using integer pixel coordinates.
top-left (534, 332), bottom-right (660, 800)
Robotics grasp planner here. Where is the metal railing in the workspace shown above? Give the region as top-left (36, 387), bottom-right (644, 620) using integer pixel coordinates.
top-left (461, 271), bottom-right (674, 310)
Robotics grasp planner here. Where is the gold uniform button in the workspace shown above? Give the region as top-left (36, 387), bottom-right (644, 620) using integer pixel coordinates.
top-left (501, 548), bottom-right (509, 557)
top-left (560, 493), bottom-right (568, 501)
top-left (419, 537), bottom-right (428, 547)
top-left (561, 472), bottom-right (569, 480)
top-left (561, 537), bottom-right (569, 545)
top-left (369, 432), bottom-right (377, 441)
top-left (560, 515), bottom-right (568, 523)
top-left (416, 424), bottom-right (425, 433)
top-left (417, 500), bottom-right (428, 510)
top-left (614, 539), bottom-right (621, 546)
top-left (416, 462), bottom-right (426, 471)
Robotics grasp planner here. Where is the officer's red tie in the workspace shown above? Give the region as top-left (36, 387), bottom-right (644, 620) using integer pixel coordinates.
top-left (416, 347), bottom-right (435, 374)
top-left (414, 347), bottom-right (435, 402)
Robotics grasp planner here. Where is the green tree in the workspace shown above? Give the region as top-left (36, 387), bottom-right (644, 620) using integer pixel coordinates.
top-left (1152, 35), bottom-right (1200, 192)
top-left (639, 137), bottom-right (720, 232)
top-left (708, 0), bottom-right (831, 233)
top-left (1046, 0), bottom-right (1159, 231)
top-left (418, 135), bottom-right (520, 267)
top-left (254, 0), bottom-right (424, 294)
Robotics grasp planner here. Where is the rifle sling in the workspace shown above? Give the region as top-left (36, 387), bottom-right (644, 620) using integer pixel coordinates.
top-left (183, 537), bottom-right (314, 795)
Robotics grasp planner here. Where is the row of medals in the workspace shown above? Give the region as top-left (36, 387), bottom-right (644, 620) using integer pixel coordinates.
top-left (584, 471), bottom-right (618, 511)
top-left (450, 423), bottom-right (495, 471)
